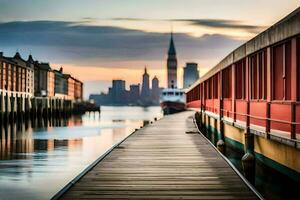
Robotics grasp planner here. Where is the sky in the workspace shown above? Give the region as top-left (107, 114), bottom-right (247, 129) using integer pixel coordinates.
top-left (0, 0), bottom-right (299, 99)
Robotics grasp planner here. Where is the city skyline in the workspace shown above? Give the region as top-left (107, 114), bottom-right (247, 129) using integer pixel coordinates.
top-left (90, 66), bottom-right (162, 106)
top-left (0, 0), bottom-right (298, 98)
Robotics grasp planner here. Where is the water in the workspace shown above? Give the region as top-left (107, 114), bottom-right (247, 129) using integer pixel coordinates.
top-left (202, 129), bottom-right (300, 200)
top-left (0, 106), bottom-right (162, 200)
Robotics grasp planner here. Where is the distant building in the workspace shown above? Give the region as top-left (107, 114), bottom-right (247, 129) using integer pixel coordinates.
top-left (0, 52), bottom-right (26, 92)
top-left (65, 74), bottom-right (75, 100)
top-left (34, 62), bottom-right (53, 97)
top-left (183, 62), bottom-right (199, 88)
top-left (129, 84), bottom-right (140, 104)
top-left (89, 69), bottom-right (161, 106)
top-left (11, 52), bottom-right (35, 95)
top-left (112, 80), bottom-right (126, 104)
top-left (0, 51), bottom-right (83, 101)
top-left (54, 67), bottom-right (68, 97)
top-left (89, 93), bottom-right (109, 105)
top-left (74, 78), bottom-right (83, 101)
top-left (141, 67), bottom-right (150, 103)
top-left (151, 76), bottom-right (160, 104)
top-left (48, 70), bottom-right (55, 97)
top-left (167, 33), bottom-right (177, 88)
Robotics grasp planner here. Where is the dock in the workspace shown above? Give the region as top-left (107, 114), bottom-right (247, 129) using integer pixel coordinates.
top-left (59, 111), bottom-right (260, 199)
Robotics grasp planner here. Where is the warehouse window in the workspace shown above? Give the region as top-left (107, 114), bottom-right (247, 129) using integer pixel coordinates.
top-left (236, 59), bottom-right (246, 99)
top-left (258, 50), bottom-right (267, 100)
top-left (250, 51), bottom-right (267, 100)
top-left (205, 80), bottom-right (211, 99)
top-left (222, 66), bottom-right (232, 99)
top-left (250, 54), bottom-right (258, 99)
top-left (213, 74), bottom-right (219, 99)
top-left (272, 41), bottom-right (292, 101)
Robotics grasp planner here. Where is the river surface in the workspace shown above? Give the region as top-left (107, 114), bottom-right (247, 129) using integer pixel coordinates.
top-left (0, 106), bottom-right (162, 200)
top-left (203, 127), bottom-right (300, 200)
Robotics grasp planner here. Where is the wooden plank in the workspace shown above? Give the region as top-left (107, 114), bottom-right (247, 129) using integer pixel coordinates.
top-left (59, 111), bottom-right (258, 199)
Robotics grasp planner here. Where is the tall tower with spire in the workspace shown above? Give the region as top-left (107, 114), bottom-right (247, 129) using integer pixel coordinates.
top-left (167, 32), bottom-right (177, 88)
top-left (141, 67), bottom-right (150, 102)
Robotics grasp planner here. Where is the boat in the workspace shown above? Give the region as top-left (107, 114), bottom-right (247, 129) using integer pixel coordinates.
top-left (160, 88), bottom-right (186, 115)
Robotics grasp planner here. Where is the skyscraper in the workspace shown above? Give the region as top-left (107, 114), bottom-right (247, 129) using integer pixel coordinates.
top-left (183, 62), bottom-right (199, 88)
top-left (167, 32), bottom-right (177, 88)
top-left (129, 84), bottom-right (140, 104)
top-left (112, 80), bottom-right (126, 104)
top-left (151, 76), bottom-right (160, 104)
top-left (141, 67), bottom-right (150, 102)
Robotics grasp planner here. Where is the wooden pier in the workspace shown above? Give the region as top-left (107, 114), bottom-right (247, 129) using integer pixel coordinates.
top-left (59, 111), bottom-right (260, 199)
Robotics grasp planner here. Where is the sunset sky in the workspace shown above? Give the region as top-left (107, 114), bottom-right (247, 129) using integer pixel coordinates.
top-left (0, 0), bottom-right (299, 99)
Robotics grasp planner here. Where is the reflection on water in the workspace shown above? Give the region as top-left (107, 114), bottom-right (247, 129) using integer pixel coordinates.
top-left (224, 142), bottom-right (300, 200)
top-left (0, 106), bottom-right (162, 200)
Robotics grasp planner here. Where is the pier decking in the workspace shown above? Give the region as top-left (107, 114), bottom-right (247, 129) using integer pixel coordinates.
top-left (60, 111), bottom-right (259, 199)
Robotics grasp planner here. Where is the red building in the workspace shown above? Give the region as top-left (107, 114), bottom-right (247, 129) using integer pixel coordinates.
top-left (0, 52), bottom-right (27, 93)
top-left (186, 8), bottom-right (300, 179)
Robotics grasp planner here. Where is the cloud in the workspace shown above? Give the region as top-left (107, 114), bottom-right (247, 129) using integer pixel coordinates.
top-left (109, 18), bottom-right (266, 33)
top-left (181, 19), bottom-right (266, 33)
top-left (0, 20), bottom-right (243, 68)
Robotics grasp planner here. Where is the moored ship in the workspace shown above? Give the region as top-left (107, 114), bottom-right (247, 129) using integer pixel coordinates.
top-left (160, 88), bottom-right (186, 114)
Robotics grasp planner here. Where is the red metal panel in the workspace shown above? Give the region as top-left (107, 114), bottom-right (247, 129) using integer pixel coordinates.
top-left (236, 100), bottom-right (247, 122)
top-left (223, 99), bottom-right (232, 118)
top-left (214, 99), bottom-right (219, 114)
top-left (270, 103), bottom-right (291, 133)
top-left (249, 101), bottom-right (266, 127)
top-left (206, 99), bottom-right (214, 112)
top-left (187, 100), bottom-right (200, 109)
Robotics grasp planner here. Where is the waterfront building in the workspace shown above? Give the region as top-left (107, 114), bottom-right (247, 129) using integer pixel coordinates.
top-left (186, 8), bottom-right (300, 181)
top-left (1, 51), bottom-right (83, 102)
top-left (34, 62), bottom-right (52, 97)
top-left (151, 76), bottom-right (160, 104)
top-left (65, 74), bottom-right (75, 100)
top-left (10, 52), bottom-right (34, 96)
top-left (141, 67), bottom-right (150, 103)
top-left (167, 33), bottom-right (177, 88)
top-left (54, 67), bottom-right (68, 97)
top-left (74, 78), bottom-right (83, 101)
top-left (0, 52), bottom-right (24, 92)
top-left (26, 54), bottom-right (35, 95)
top-left (48, 69), bottom-right (55, 97)
top-left (183, 62), bottom-right (199, 88)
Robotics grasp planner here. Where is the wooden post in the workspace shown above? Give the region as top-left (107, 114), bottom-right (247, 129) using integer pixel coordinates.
top-left (266, 47), bottom-right (272, 136)
top-left (10, 94), bottom-right (15, 123)
top-left (290, 38), bottom-right (297, 139)
top-left (242, 56), bottom-right (255, 184)
top-left (232, 64), bottom-right (236, 122)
